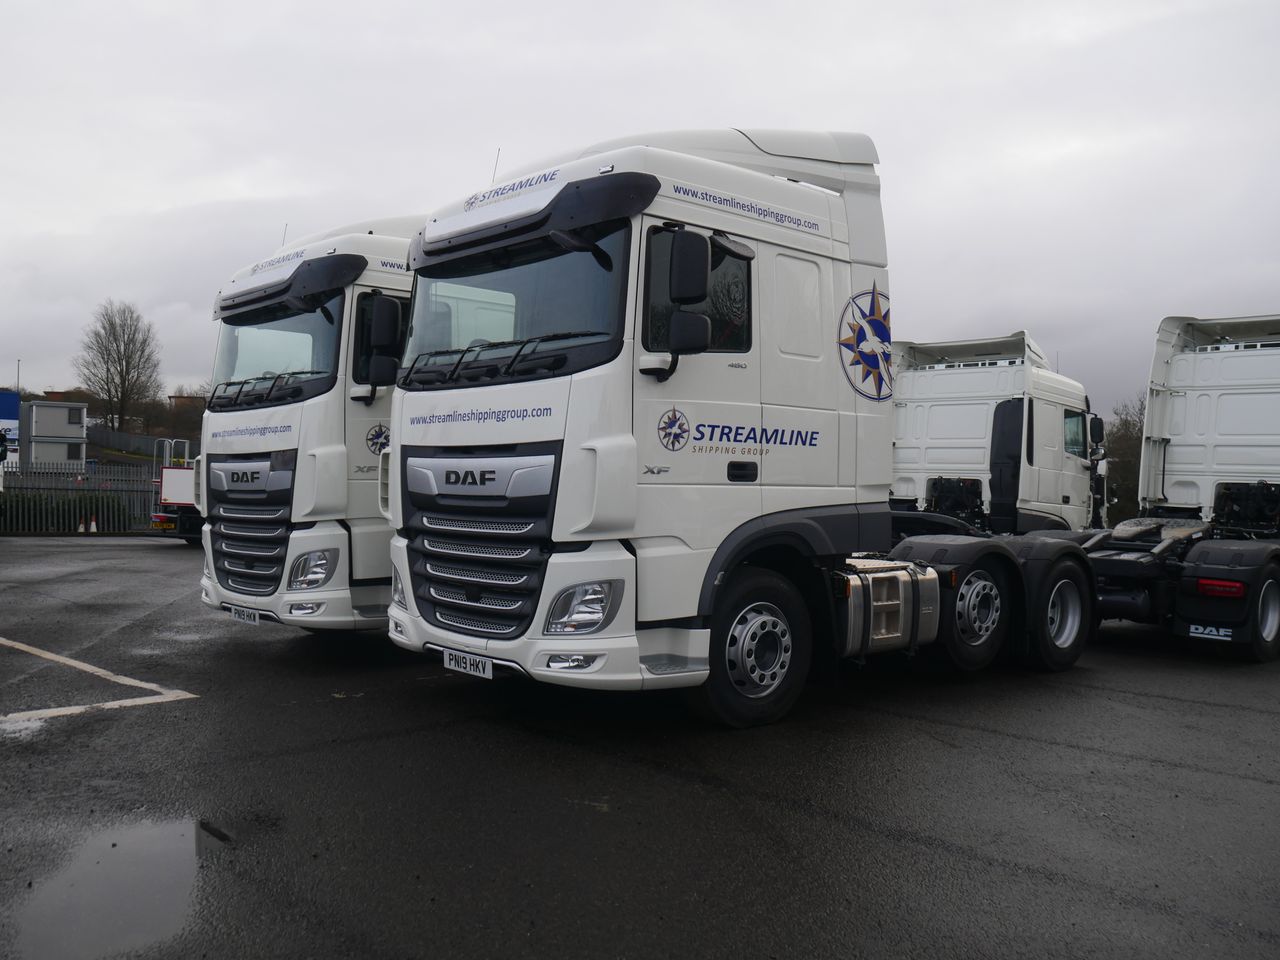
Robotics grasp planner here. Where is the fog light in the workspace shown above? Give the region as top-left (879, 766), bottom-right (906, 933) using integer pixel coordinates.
top-left (289, 602), bottom-right (324, 616)
top-left (547, 654), bottom-right (599, 670)
top-left (392, 567), bottom-right (407, 609)
top-left (288, 549), bottom-right (337, 590)
top-left (544, 580), bottom-right (623, 635)
top-left (391, 618), bottom-right (405, 636)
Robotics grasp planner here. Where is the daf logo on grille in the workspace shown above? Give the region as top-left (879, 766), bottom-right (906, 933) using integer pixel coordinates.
top-left (445, 469), bottom-right (498, 487)
top-left (230, 470), bottom-right (262, 484)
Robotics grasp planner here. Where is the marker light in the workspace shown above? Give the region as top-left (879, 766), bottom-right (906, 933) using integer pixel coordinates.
top-left (1196, 578), bottom-right (1247, 598)
top-left (544, 580), bottom-right (623, 635)
top-left (288, 549), bottom-right (337, 590)
top-left (392, 567), bottom-right (408, 609)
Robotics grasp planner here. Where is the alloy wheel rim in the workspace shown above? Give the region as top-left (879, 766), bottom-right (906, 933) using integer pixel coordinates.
top-left (725, 602), bottom-right (792, 699)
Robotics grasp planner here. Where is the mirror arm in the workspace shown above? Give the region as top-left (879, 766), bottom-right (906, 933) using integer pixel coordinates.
top-left (640, 355), bottom-right (680, 383)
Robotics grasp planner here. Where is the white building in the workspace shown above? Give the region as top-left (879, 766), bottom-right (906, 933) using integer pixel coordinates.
top-left (19, 401), bottom-right (89, 468)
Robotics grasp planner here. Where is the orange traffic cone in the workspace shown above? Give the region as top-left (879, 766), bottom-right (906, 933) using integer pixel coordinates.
top-left (77, 518), bottom-right (85, 534)
top-left (89, 515), bottom-right (98, 534)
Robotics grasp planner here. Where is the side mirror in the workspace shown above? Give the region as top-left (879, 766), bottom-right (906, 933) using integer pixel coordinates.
top-left (367, 354), bottom-right (399, 387)
top-left (669, 230), bottom-right (710, 305)
top-left (668, 311), bottom-right (711, 356)
top-left (1090, 444), bottom-right (1107, 463)
top-left (369, 296), bottom-right (402, 352)
top-left (1089, 416), bottom-right (1105, 445)
top-left (640, 311), bottom-right (709, 383)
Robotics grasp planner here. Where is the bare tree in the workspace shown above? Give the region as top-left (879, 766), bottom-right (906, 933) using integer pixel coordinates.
top-left (1105, 391), bottom-right (1147, 524)
top-left (73, 300), bottom-right (163, 430)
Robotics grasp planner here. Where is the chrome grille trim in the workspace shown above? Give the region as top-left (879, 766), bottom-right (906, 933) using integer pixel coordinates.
top-left (424, 562), bottom-right (529, 587)
top-left (423, 538), bottom-right (532, 560)
top-left (436, 610), bottom-right (520, 635)
top-left (422, 516), bottom-right (535, 536)
top-left (429, 585), bottom-right (522, 611)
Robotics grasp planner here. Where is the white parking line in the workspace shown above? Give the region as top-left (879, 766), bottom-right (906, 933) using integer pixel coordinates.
top-left (0, 636), bottom-right (198, 724)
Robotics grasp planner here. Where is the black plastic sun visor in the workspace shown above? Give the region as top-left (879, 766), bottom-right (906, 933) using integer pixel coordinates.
top-left (217, 253), bottom-right (368, 321)
top-left (411, 172), bottom-right (661, 269)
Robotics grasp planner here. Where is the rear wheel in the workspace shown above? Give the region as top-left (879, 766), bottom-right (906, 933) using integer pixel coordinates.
top-left (689, 568), bottom-right (812, 727)
top-left (936, 559), bottom-right (1011, 671)
top-left (1247, 565), bottom-right (1280, 662)
top-left (1025, 558), bottom-right (1092, 670)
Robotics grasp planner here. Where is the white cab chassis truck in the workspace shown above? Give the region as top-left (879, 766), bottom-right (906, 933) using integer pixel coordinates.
top-left (890, 332), bottom-right (1106, 537)
top-left (197, 218), bottom-right (418, 630)
top-left (378, 131), bottom-right (1098, 725)
top-left (1073, 314), bottom-right (1280, 661)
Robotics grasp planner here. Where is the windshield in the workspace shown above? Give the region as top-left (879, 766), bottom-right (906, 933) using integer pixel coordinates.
top-left (209, 291), bottom-right (344, 408)
top-left (400, 219), bottom-right (629, 389)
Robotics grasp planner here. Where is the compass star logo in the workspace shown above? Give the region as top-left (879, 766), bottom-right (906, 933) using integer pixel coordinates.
top-left (657, 408), bottom-right (690, 451)
top-left (838, 283), bottom-right (893, 402)
top-left (366, 423), bottom-right (391, 455)
top-left (463, 193), bottom-right (481, 212)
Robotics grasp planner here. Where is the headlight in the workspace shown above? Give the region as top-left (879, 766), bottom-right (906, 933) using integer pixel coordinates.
top-left (288, 549), bottom-right (337, 590)
top-left (544, 580), bottom-right (623, 635)
top-left (391, 567), bottom-right (407, 609)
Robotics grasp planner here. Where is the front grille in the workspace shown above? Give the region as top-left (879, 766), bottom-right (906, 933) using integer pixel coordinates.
top-left (406, 511), bottom-right (550, 639)
top-left (210, 502), bottom-right (291, 596)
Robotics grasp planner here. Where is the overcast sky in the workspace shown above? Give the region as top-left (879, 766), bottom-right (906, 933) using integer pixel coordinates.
top-left (2, 0), bottom-right (1276, 415)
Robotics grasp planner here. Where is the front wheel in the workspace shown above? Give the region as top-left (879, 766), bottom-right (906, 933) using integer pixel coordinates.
top-left (1246, 564), bottom-right (1280, 663)
top-left (688, 568), bottom-right (812, 727)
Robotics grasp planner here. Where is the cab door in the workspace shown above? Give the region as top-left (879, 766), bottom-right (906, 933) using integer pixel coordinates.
top-left (1060, 407), bottom-right (1092, 529)
top-left (632, 217), bottom-right (761, 538)
top-left (345, 286), bottom-right (409, 578)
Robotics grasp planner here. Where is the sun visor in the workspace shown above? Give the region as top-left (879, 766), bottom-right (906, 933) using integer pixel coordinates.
top-left (217, 253), bottom-right (367, 320)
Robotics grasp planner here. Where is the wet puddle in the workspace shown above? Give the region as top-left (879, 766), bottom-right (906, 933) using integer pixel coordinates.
top-left (15, 819), bottom-right (228, 960)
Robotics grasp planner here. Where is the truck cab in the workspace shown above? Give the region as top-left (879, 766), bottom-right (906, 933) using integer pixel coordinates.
top-left (380, 131), bottom-right (1097, 724)
top-left (890, 333), bottom-right (1104, 534)
top-left (197, 218), bottom-right (418, 630)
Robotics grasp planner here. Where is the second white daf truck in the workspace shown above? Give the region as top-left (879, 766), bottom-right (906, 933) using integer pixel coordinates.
top-left (1076, 313), bottom-right (1280, 662)
top-left (890, 332), bottom-right (1106, 535)
top-left (197, 218), bottom-right (419, 631)
top-left (376, 130), bottom-right (1100, 725)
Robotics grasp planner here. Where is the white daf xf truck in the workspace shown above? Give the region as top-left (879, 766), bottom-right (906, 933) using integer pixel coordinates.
top-left (374, 130), bottom-right (1101, 725)
top-left (1077, 314), bottom-right (1280, 661)
top-left (890, 332), bottom-right (1106, 535)
top-left (196, 218), bottom-right (419, 631)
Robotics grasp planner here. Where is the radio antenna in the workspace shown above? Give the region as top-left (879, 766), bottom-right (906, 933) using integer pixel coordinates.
top-left (281, 223), bottom-right (289, 245)
top-left (491, 147), bottom-right (502, 183)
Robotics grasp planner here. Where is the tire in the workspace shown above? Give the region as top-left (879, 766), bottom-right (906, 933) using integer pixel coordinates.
top-left (688, 568), bottom-right (812, 727)
top-left (1246, 564), bottom-right (1280, 663)
top-left (1025, 558), bottom-right (1092, 671)
top-left (936, 559), bottom-right (1012, 671)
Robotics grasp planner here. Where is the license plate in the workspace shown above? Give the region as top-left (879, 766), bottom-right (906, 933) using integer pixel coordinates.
top-left (444, 649), bottom-right (493, 679)
top-left (228, 604), bottom-right (260, 626)
top-left (152, 522), bottom-right (176, 531)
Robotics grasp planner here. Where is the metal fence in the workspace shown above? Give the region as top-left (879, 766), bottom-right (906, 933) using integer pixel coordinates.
top-left (87, 426), bottom-right (200, 460)
top-left (0, 461), bottom-right (157, 534)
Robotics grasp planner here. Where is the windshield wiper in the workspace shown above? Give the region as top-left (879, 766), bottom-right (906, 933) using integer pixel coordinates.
top-left (501, 331), bottom-right (609, 375)
top-left (404, 348), bottom-right (467, 386)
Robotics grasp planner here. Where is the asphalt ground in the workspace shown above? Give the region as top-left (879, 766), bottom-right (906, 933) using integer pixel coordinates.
top-left (1, 537), bottom-right (1278, 959)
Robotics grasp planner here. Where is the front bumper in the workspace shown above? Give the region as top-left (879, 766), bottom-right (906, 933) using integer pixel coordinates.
top-left (200, 523), bottom-right (389, 631)
top-left (386, 536), bottom-right (709, 690)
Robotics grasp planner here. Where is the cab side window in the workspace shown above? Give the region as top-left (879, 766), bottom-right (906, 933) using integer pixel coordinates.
top-left (353, 292), bottom-right (410, 384)
top-left (1064, 410), bottom-right (1087, 459)
top-left (644, 227), bottom-right (751, 353)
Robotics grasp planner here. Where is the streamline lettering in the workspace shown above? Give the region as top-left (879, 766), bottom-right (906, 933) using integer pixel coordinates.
top-left (692, 424), bottom-right (820, 447)
top-left (250, 249), bottom-right (306, 275)
top-left (464, 169), bottom-right (559, 210)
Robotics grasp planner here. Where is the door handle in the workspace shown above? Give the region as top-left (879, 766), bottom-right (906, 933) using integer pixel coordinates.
top-left (1062, 495), bottom-right (1070, 504)
top-left (727, 461), bottom-right (758, 483)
